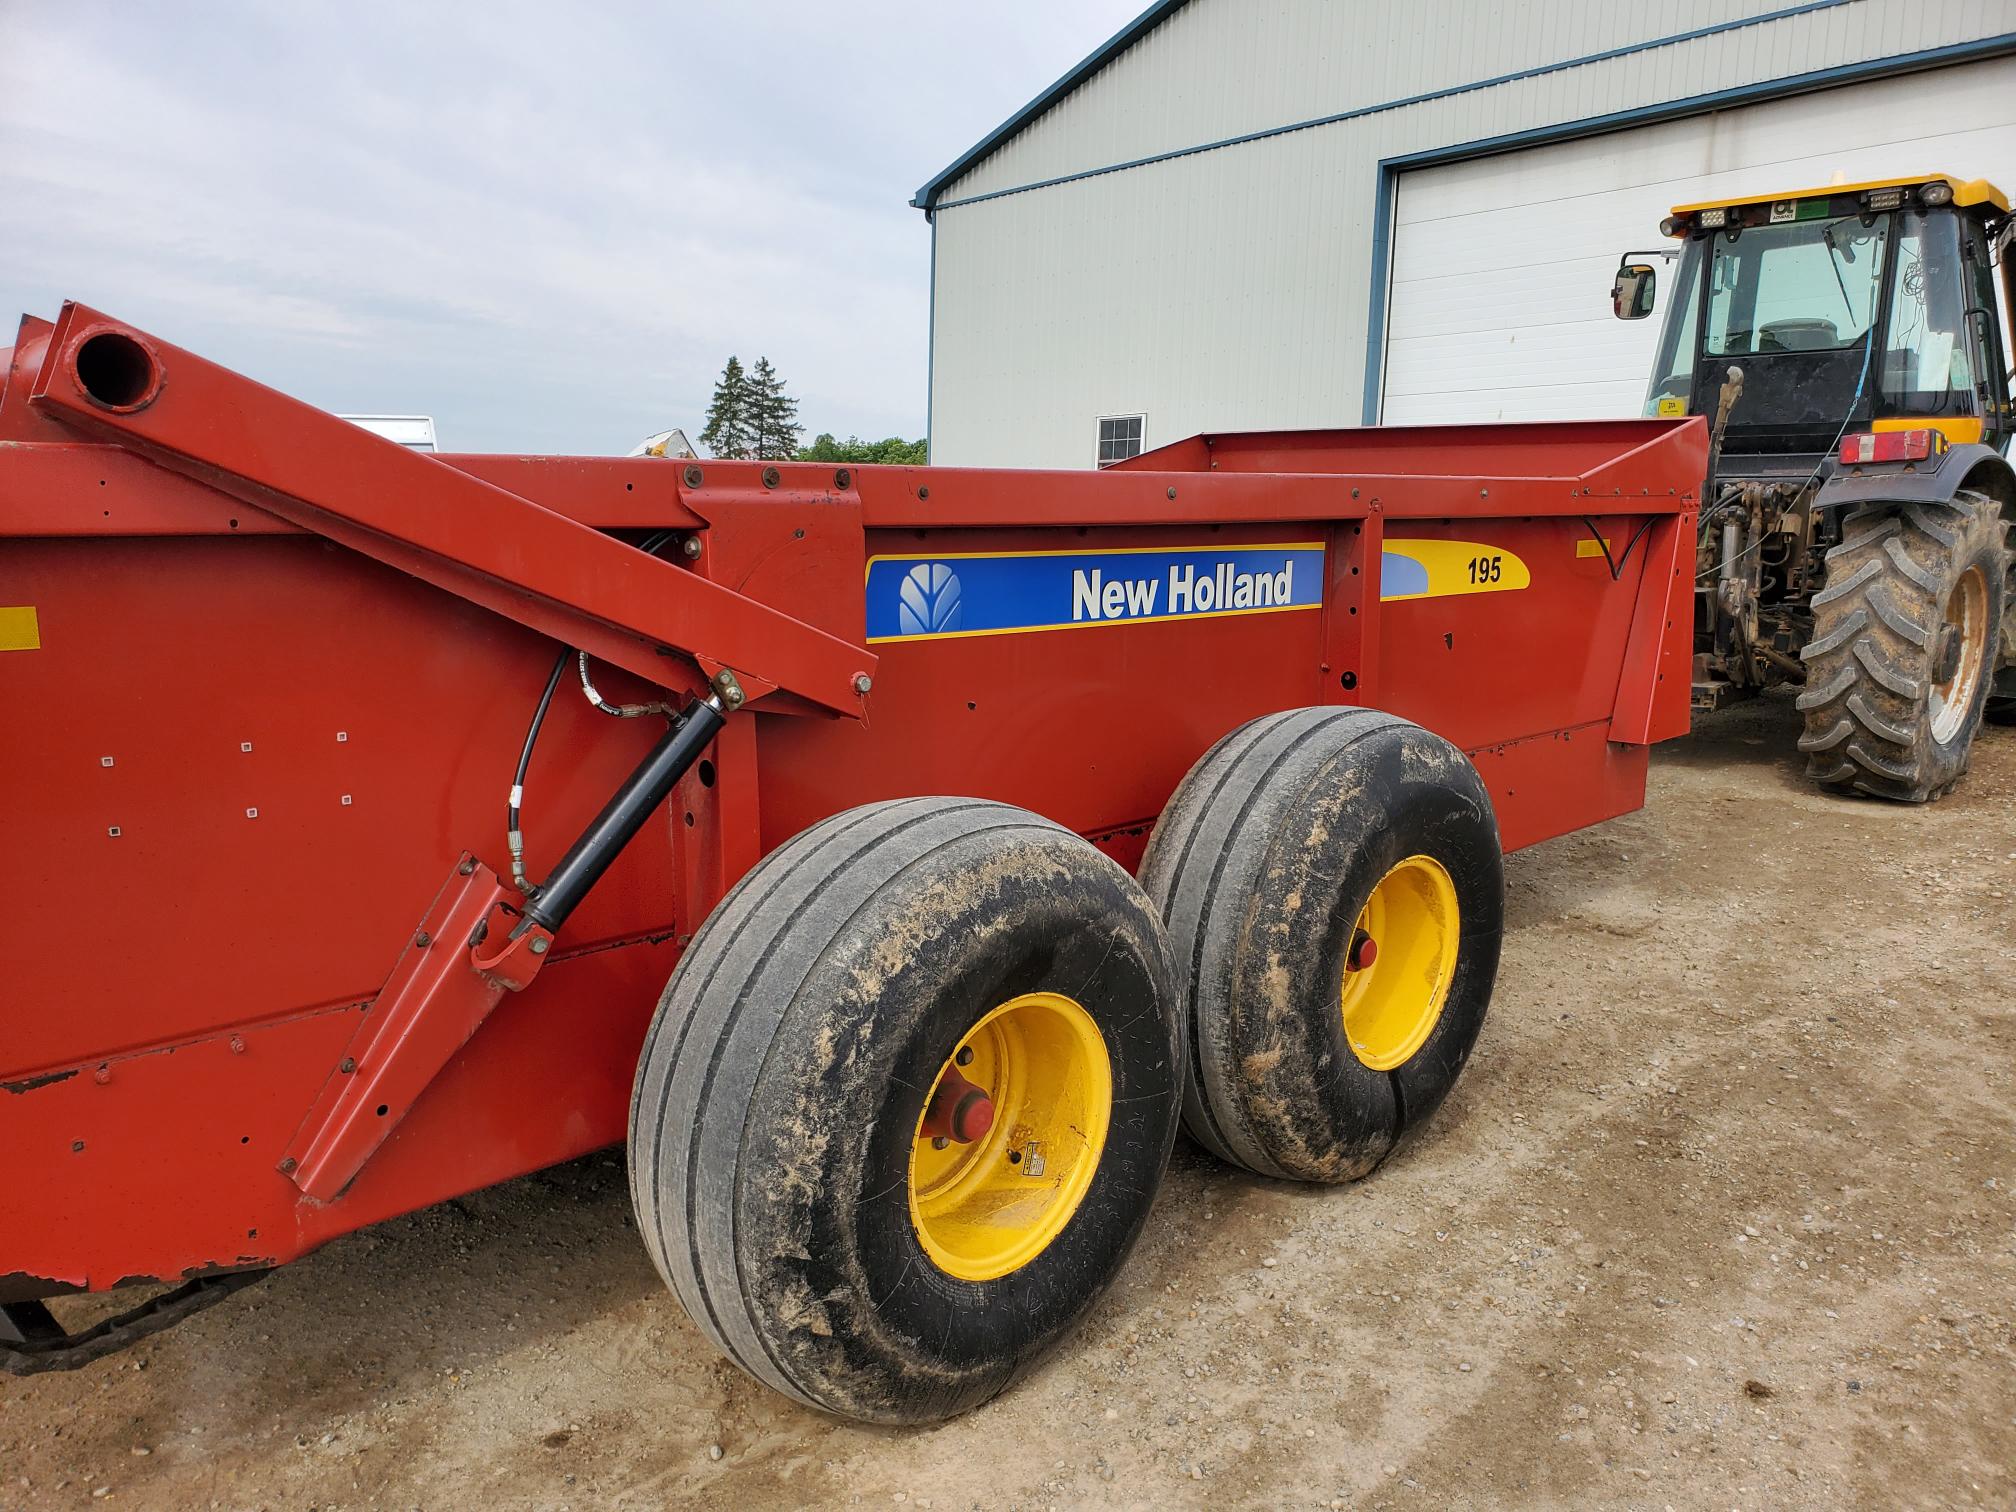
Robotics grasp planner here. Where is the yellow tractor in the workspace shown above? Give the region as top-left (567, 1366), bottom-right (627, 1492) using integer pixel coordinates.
top-left (1613, 174), bottom-right (2016, 800)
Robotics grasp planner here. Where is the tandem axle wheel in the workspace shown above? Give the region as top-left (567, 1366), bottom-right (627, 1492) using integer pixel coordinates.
top-left (628, 714), bottom-right (1505, 1423)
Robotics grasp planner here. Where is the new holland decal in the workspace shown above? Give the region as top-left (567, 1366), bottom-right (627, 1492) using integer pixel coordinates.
top-left (863, 538), bottom-right (1528, 643)
top-left (865, 544), bottom-right (1325, 643)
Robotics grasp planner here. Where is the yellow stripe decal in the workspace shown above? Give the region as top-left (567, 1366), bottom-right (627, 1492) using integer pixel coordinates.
top-left (1379, 540), bottom-right (1530, 601)
top-left (0, 606), bottom-right (40, 651)
top-left (1576, 538), bottom-right (1613, 559)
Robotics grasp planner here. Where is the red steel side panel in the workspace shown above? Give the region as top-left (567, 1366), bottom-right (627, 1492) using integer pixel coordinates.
top-left (1, 537), bottom-right (688, 1289)
top-left (1, 537), bottom-right (684, 1076)
top-left (0, 315), bottom-right (1704, 1297)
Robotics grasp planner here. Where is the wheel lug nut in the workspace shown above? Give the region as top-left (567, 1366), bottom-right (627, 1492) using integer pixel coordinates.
top-left (931, 1136), bottom-right (949, 1151)
top-left (955, 1047), bottom-right (973, 1066)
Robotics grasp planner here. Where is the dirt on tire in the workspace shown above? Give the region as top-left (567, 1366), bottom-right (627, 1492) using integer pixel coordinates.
top-left (5, 694), bottom-right (2013, 1510)
top-left (1798, 489), bottom-right (2008, 801)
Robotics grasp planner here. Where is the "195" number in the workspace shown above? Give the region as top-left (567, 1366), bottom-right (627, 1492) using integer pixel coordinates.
top-left (1466, 554), bottom-right (1504, 585)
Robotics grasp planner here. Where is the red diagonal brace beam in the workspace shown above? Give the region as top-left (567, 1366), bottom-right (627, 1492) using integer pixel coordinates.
top-left (27, 304), bottom-right (871, 716)
top-left (282, 856), bottom-right (529, 1203)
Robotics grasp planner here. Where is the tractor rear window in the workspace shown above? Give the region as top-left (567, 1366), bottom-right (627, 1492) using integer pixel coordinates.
top-left (1705, 215), bottom-right (1889, 358)
top-left (1882, 209), bottom-right (1977, 414)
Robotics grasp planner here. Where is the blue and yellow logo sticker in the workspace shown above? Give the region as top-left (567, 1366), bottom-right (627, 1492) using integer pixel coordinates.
top-left (863, 537), bottom-right (1529, 644)
top-left (1380, 539), bottom-right (1530, 600)
top-left (865, 543), bottom-right (1324, 643)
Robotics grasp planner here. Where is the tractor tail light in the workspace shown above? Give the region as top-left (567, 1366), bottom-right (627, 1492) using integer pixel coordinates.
top-left (1839, 429), bottom-right (1940, 465)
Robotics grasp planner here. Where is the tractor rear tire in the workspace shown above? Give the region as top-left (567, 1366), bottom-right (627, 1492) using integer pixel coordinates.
top-left (627, 797), bottom-right (1181, 1424)
top-left (1139, 708), bottom-right (1503, 1184)
top-left (1797, 490), bottom-right (2008, 801)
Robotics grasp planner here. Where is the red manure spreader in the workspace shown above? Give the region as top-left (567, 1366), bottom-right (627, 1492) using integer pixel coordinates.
top-left (0, 305), bottom-right (1701, 1421)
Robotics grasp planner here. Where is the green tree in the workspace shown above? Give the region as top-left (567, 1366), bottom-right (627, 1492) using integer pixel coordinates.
top-left (795, 433), bottom-right (927, 466)
top-left (747, 356), bottom-right (802, 461)
top-left (698, 356), bottom-right (754, 459)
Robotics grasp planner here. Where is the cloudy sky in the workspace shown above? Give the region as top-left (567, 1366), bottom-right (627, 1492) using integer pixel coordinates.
top-left (0, 2), bottom-right (1141, 454)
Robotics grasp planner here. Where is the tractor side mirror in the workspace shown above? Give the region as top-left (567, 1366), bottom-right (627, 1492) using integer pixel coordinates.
top-left (1611, 262), bottom-right (1657, 320)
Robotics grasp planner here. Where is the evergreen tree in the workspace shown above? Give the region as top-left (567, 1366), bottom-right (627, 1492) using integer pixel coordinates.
top-left (698, 356), bottom-right (754, 459)
top-left (746, 356), bottom-right (802, 461)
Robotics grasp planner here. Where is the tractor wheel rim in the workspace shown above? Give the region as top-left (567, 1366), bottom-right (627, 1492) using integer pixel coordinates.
top-left (1929, 565), bottom-right (1990, 745)
top-left (909, 992), bottom-right (1111, 1282)
top-left (1340, 855), bottom-right (1460, 1071)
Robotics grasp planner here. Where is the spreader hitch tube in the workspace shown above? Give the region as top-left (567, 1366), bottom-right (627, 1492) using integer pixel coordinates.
top-left (523, 690), bottom-right (728, 936)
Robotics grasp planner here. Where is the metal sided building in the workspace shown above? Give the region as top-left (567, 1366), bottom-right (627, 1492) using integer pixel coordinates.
top-left (916, 0), bottom-right (2016, 468)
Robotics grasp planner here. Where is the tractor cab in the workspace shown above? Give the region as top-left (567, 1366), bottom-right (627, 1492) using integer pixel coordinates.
top-left (1615, 175), bottom-right (2015, 480)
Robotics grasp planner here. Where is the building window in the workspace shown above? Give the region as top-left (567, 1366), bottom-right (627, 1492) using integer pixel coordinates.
top-left (1096, 414), bottom-right (1144, 467)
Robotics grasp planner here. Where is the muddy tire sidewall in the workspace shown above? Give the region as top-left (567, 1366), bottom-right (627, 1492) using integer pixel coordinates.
top-left (1142, 709), bottom-right (1503, 1184)
top-left (629, 800), bottom-right (1181, 1425)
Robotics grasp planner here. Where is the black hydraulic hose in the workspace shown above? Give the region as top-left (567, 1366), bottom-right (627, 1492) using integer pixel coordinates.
top-left (505, 531), bottom-right (680, 890)
top-left (508, 651), bottom-right (571, 891)
top-left (1580, 515), bottom-right (1658, 582)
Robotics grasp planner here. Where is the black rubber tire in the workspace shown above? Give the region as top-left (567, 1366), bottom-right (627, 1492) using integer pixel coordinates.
top-left (627, 797), bottom-right (1181, 1424)
top-left (1797, 490), bottom-right (2010, 801)
top-left (1139, 708), bottom-right (1503, 1184)
top-left (1989, 618), bottom-right (2016, 727)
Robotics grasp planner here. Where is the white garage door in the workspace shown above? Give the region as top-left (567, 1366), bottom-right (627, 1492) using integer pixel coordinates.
top-left (1379, 58), bottom-right (2016, 425)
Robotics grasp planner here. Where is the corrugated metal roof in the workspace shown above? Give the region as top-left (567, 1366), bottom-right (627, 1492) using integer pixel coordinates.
top-left (910, 0), bottom-right (1190, 212)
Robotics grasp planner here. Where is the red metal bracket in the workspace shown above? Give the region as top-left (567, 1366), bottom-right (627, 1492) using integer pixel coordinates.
top-left (280, 856), bottom-right (545, 1202)
top-left (1608, 512), bottom-right (1694, 745)
top-left (1318, 502), bottom-right (1385, 707)
top-left (26, 304), bottom-right (872, 717)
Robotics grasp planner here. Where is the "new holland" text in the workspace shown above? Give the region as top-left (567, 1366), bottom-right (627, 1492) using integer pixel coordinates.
top-left (1071, 560), bottom-right (1298, 621)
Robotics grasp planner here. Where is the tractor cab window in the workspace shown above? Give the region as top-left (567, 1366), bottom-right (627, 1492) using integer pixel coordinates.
top-left (1882, 209), bottom-right (1975, 415)
top-left (1705, 215), bottom-right (1888, 357)
top-left (1644, 241), bottom-right (1701, 416)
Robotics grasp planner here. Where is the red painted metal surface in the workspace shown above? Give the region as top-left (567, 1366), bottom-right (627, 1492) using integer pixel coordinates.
top-left (281, 856), bottom-right (529, 1203)
top-left (24, 305), bottom-right (873, 716)
top-left (0, 306), bottom-right (1704, 1301)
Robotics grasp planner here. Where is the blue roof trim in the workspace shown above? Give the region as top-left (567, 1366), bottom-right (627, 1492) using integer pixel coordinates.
top-left (911, 0), bottom-right (1191, 212)
top-left (924, 0), bottom-right (1853, 215)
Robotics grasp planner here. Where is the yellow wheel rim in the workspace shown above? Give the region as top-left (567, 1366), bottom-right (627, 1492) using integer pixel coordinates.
top-left (1340, 855), bottom-right (1460, 1071)
top-left (908, 992), bottom-right (1111, 1282)
top-left (1930, 564), bottom-right (1990, 745)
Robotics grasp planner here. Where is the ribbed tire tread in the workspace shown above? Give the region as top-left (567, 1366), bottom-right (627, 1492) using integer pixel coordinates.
top-left (1797, 489), bottom-right (2008, 801)
top-left (1140, 707), bottom-right (1397, 1172)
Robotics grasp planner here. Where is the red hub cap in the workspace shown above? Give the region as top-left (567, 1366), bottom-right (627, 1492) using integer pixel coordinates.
top-left (920, 1065), bottom-right (995, 1144)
